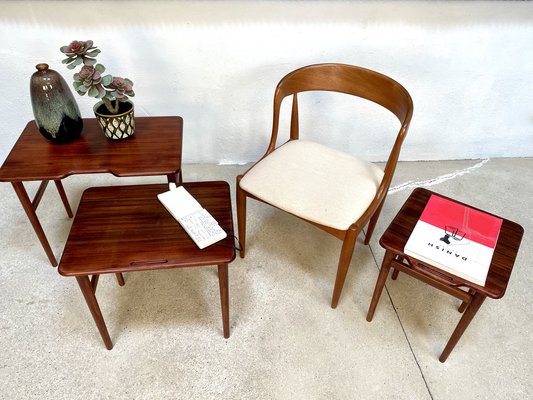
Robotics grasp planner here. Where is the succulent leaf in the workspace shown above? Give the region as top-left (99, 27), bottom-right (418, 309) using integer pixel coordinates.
top-left (94, 64), bottom-right (106, 73)
top-left (101, 74), bottom-right (113, 86)
top-left (84, 58), bottom-right (97, 67)
top-left (87, 86), bottom-right (99, 98)
top-left (85, 49), bottom-right (101, 57)
top-left (77, 85), bottom-right (88, 94)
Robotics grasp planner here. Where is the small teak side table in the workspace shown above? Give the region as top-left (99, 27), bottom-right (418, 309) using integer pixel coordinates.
top-left (366, 188), bottom-right (523, 362)
top-left (58, 181), bottom-right (235, 349)
top-left (0, 116), bottom-right (183, 266)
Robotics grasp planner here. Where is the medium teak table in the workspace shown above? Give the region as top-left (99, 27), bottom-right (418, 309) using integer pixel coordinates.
top-left (0, 116), bottom-right (183, 266)
top-left (58, 181), bottom-right (236, 349)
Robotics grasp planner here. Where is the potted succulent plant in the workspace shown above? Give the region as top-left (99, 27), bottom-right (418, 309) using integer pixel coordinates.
top-left (60, 40), bottom-right (136, 139)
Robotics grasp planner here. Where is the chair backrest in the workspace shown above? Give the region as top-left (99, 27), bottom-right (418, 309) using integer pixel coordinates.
top-left (266, 63), bottom-right (413, 229)
top-left (269, 63), bottom-right (412, 143)
top-left (276, 63), bottom-right (411, 124)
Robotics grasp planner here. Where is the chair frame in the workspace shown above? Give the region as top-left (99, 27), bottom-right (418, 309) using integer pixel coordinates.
top-left (236, 63), bottom-right (413, 308)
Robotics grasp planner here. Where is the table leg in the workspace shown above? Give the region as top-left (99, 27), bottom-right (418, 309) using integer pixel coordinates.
top-left (11, 181), bottom-right (57, 266)
top-left (458, 288), bottom-right (475, 313)
top-left (167, 169), bottom-right (183, 184)
top-left (218, 264), bottom-right (230, 338)
top-left (76, 276), bottom-right (113, 350)
top-left (91, 275), bottom-right (100, 292)
top-left (53, 180), bottom-right (73, 218)
top-left (391, 256), bottom-right (405, 280)
top-left (366, 250), bottom-right (395, 322)
top-left (439, 291), bottom-right (486, 362)
top-left (32, 181), bottom-right (49, 210)
top-left (115, 273), bottom-right (125, 286)
top-left (391, 269), bottom-right (400, 280)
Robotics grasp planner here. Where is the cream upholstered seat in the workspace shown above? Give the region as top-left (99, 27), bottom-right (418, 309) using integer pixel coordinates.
top-left (240, 140), bottom-right (384, 231)
top-left (236, 63), bottom-right (413, 308)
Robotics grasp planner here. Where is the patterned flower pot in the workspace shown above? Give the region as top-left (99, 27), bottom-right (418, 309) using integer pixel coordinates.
top-left (93, 100), bottom-right (135, 140)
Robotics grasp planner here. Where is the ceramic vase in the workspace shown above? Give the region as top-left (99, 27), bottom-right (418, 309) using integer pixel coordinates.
top-left (29, 63), bottom-right (83, 143)
top-left (93, 100), bottom-right (135, 140)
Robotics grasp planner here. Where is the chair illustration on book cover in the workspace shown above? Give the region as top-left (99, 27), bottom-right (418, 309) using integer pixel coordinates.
top-left (236, 63), bottom-right (413, 307)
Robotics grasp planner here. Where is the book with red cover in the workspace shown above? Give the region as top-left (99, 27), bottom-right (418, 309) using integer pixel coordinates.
top-left (404, 194), bottom-right (502, 286)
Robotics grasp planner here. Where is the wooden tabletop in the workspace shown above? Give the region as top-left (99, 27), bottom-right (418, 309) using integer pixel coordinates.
top-left (0, 116), bottom-right (183, 181)
top-left (380, 188), bottom-right (524, 299)
top-left (59, 182), bottom-right (236, 276)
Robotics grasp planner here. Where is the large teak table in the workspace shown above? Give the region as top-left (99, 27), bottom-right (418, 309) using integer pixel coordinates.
top-left (0, 116), bottom-right (183, 266)
top-left (366, 188), bottom-right (523, 362)
top-left (58, 181), bottom-right (236, 349)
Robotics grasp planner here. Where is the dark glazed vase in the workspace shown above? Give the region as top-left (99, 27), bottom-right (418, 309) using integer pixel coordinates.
top-left (30, 63), bottom-right (83, 143)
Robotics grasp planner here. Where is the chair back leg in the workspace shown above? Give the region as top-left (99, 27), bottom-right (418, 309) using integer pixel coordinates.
top-left (236, 175), bottom-right (247, 258)
top-left (364, 198), bottom-right (386, 245)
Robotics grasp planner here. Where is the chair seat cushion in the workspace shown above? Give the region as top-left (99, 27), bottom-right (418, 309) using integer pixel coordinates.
top-left (239, 140), bottom-right (384, 231)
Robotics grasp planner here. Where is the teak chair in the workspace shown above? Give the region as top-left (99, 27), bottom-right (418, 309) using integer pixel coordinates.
top-left (236, 63), bottom-right (413, 308)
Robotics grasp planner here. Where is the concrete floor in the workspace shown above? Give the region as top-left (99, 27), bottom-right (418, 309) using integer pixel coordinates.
top-left (0, 158), bottom-right (531, 399)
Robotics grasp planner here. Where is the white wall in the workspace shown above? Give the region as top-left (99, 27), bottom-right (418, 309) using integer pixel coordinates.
top-left (1, 1), bottom-right (532, 164)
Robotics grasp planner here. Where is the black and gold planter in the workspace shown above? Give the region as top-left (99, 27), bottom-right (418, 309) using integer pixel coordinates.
top-left (93, 100), bottom-right (135, 140)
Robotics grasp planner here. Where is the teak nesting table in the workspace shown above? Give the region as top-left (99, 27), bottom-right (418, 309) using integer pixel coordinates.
top-left (366, 188), bottom-right (523, 362)
top-left (0, 116), bottom-right (183, 266)
top-left (58, 181), bottom-right (236, 349)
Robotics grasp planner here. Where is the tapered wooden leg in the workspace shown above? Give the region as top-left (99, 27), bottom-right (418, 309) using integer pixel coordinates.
top-left (391, 269), bottom-right (400, 280)
top-left (218, 264), bottom-right (230, 338)
top-left (76, 276), bottom-right (113, 350)
top-left (458, 288), bottom-right (475, 313)
top-left (391, 256), bottom-right (406, 280)
top-left (90, 275), bottom-right (100, 292)
top-left (236, 175), bottom-right (246, 258)
top-left (366, 250), bottom-right (395, 321)
top-left (12, 181), bottom-right (57, 266)
top-left (364, 198), bottom-right (386, 245)
top-left (32, 181), bottom-right (49, 210)
top-left (115, 273), bottom-right (125, 286)
top-left (167, 169), bottom-right (182, 184)
top-left (439, 291), bottom-right (486, 362)
top-left (331, 228), bottom-right (358, 309)
top-left (53, 180), bottom-right (74, 218)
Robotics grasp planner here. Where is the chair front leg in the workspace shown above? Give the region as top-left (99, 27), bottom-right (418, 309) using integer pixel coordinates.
top-left (236, 175), bottom-right (247, 258)
top-left (331, 228), bottom-right (359, 309)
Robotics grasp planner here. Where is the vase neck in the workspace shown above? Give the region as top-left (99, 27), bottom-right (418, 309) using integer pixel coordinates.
top-left (36, 63), bottom-right (49, 72)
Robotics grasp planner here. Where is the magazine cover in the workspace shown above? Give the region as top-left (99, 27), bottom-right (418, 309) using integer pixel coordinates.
top-left (404, 194), bottom-right (502, 285)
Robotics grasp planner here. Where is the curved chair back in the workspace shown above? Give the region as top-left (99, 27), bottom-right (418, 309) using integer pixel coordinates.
top-left (267, 63), bottom-right (413, 231)
top-left (275, 63), bottom-right (412, 124)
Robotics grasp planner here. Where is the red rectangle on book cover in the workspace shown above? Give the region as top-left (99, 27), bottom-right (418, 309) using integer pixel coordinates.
top-left (420, 195), bottom-right (502, 248)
